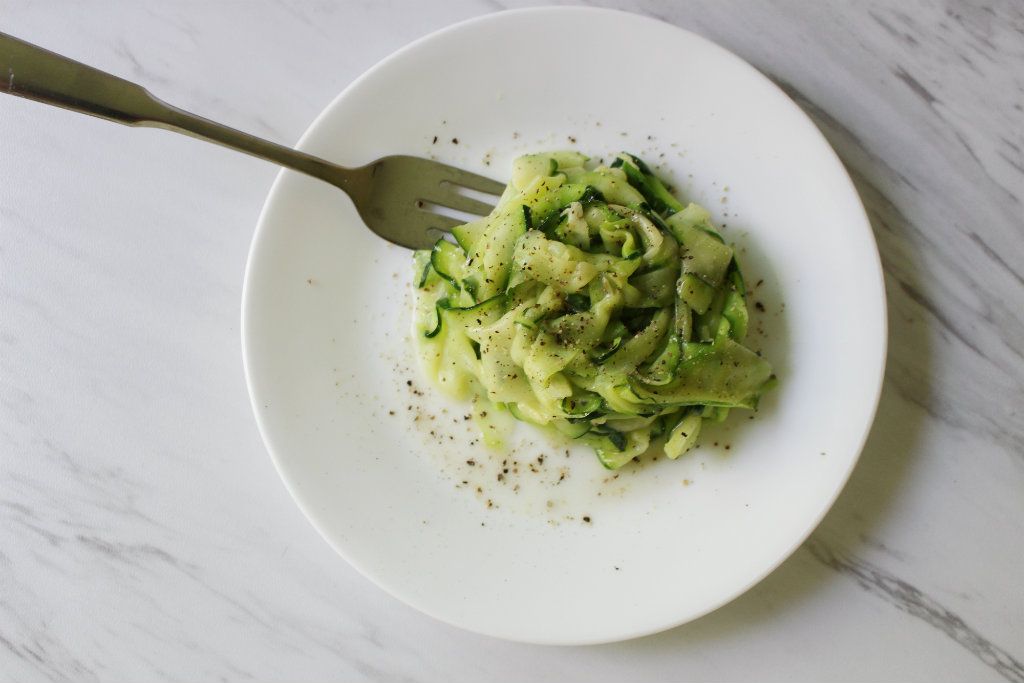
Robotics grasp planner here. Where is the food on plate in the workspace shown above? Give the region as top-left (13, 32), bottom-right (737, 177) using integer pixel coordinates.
top-left (413, 151), bottom-right (774, 469)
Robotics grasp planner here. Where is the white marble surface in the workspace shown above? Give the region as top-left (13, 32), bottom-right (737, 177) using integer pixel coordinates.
top-left (1, 1), bottom-right (1021, 681)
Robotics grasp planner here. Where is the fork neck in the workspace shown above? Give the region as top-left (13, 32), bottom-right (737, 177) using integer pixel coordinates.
top-left (154, 104), bottom-right (359, 193)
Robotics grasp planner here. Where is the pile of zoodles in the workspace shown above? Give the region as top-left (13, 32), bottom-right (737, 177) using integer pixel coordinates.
top-left (413, 151), bottom-right (774, 469)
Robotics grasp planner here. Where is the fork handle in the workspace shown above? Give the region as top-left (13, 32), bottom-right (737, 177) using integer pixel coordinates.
top-left (0, 31), bottom-right (357, 192)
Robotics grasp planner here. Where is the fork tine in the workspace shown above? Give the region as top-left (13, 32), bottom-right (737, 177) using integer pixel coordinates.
top-left (438, 165), bottom-right (506, 196)
top-left (429, 191), bottom-right (495, 217)
top-left (419, 211), bottom-right (463, 233)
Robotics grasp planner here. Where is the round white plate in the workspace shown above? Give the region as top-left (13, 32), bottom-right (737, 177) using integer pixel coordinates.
top-left (242, 7), bottom-right (886, 644)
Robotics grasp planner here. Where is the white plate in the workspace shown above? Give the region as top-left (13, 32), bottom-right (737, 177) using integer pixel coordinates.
top-left (242, 7), bottom-right (886, 644)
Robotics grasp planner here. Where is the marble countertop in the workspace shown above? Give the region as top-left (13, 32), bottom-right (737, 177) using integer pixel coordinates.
top-left (1, 1), bottom-right (1021, 681)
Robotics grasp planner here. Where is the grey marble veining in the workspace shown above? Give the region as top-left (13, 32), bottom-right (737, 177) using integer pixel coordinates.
top-left (807, 539), bottom-right (1024, 682)
top-left (0, 1), bottom-right (1021, 681)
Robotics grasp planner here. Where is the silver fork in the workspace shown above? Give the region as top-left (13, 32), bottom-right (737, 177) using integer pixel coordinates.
top-left (0, 32), bottom-right (504, 250)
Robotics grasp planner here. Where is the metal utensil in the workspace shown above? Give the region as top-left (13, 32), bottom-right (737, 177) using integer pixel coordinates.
top-left (0, 31), bottom-right (504, 249)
